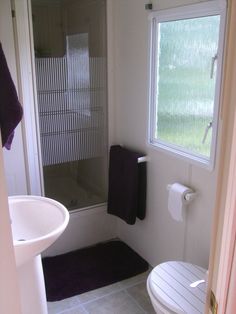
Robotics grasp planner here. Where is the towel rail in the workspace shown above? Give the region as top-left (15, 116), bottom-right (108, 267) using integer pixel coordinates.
top-left (138, 156), bottom-right (148, 163)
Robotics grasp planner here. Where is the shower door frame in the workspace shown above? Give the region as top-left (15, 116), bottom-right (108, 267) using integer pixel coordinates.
top-left (12, 0), bottom-right (44, 196)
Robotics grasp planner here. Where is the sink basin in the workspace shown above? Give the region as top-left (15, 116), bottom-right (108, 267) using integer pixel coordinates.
top-left (8, 195), bottom-right (70, 314)
top-left (9, 195), bottom-right (70, 267)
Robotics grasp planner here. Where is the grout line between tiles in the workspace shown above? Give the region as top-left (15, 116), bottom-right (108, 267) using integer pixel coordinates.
top-left (126, 288), bottom-right (150, 313)
top-left (124, 290), bottom-right (147, 314)
top-left (79, 278), bottom-right (148, 306)
top-left (81, 303), bottom-right (90, 314)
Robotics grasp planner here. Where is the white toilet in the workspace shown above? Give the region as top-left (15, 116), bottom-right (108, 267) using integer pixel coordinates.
top-left (147, 261), bottom-right (207, 314)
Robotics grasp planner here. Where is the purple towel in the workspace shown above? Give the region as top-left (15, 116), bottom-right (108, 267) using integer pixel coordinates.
top-left (107, 145), bottom-right (147, 225)
top-left (0, 43), bottom-right (23, 150)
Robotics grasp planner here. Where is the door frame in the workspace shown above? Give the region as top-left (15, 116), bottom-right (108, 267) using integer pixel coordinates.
top-left (206, 0), bottom-right (236, 312)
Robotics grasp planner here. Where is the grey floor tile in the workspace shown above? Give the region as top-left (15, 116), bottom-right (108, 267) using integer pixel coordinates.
top-left (83, 290), bottom-right (145, 314)
top-left (127, 282), bottom-right (156, 313)
top-left (47, 272), bottom-right (152, 314)
top-left (77, 282), bottom-right (121, 304)
top-left (47, 296), bottom-right (81, 314)
top-left (62, 305), bottom-right (87, 314)
top-left (118, 270), bottom-right (151, 289)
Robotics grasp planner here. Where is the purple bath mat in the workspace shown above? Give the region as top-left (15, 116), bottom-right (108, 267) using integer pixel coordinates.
top-left (42, 240), bottom-right (149, 301)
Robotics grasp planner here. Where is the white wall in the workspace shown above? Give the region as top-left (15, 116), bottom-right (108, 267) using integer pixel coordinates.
top-left (109, 0), bottom-right (219, 268)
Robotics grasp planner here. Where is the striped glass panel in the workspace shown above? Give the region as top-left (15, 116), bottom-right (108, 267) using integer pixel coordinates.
top-left (32, 0), bottom-right (108, 210)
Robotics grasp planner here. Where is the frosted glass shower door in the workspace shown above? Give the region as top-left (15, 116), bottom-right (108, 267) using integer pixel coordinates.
top-left (32, 0), bottom-right (108, 210)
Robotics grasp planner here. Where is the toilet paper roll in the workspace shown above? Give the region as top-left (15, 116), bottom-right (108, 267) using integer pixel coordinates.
top-left (168, 183), bottom-right (192, 222)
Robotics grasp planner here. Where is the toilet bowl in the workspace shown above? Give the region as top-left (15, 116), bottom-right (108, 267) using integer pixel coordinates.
top-left (147, 261), bottom-right (207, 314)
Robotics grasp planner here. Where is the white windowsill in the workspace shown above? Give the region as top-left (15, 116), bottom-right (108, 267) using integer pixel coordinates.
top-left (148, 140), bottom-right (215, 171)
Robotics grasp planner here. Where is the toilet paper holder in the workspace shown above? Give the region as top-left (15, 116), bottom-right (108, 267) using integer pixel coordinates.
top-left (167, 184), bottom-right (197, 202)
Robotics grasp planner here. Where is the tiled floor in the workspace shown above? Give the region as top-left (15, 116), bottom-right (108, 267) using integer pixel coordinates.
top-left (47, 270), bottom-right (155, 314)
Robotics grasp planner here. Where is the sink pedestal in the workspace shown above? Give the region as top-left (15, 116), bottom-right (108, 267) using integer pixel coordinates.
top-left (18, 255), bottom-right (48, 314)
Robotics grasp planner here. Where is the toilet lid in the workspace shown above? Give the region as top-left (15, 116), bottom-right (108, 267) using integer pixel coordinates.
top-left (148, 261), bottom-right (207, 314)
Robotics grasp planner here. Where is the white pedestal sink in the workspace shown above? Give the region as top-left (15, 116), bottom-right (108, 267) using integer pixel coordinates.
top-left (8, 195), bottom-right (70, 314)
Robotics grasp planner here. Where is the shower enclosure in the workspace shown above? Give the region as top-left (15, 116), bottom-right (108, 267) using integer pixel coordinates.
top-left (31, 0), bottom-right (108, 210)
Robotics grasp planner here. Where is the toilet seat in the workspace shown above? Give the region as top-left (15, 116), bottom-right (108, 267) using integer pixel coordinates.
top-left (147, 261), bottom-right (207, 314)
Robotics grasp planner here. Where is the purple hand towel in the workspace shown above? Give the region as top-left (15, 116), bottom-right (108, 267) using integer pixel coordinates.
top-left (0, 43), bottom-right (23, 149)
top-left (107, 145), bottom-right (146, 225)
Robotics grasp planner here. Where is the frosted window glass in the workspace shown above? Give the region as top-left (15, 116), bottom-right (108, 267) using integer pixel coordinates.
top-left (155, 16), bottom-right (220, 158)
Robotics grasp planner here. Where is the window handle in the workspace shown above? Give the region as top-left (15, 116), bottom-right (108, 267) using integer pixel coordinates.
top-left (210, 54), bottom-right (218, 79)
top-left (202, 121), bottom-right (213, 144)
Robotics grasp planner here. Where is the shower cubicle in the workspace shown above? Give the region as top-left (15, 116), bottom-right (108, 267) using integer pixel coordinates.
top-left (31, 0), bottom-right (108, 210)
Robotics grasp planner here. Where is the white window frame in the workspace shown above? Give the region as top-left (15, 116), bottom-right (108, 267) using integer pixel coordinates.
top-left (148, 0), bottom-right (227, 171)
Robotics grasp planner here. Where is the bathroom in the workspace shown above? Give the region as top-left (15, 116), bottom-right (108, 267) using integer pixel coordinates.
top-left (0, 0), bottom-right (236, 313)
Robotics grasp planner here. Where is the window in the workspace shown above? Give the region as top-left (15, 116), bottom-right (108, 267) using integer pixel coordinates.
top-left (148, 1), bottom-right (226, 169)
